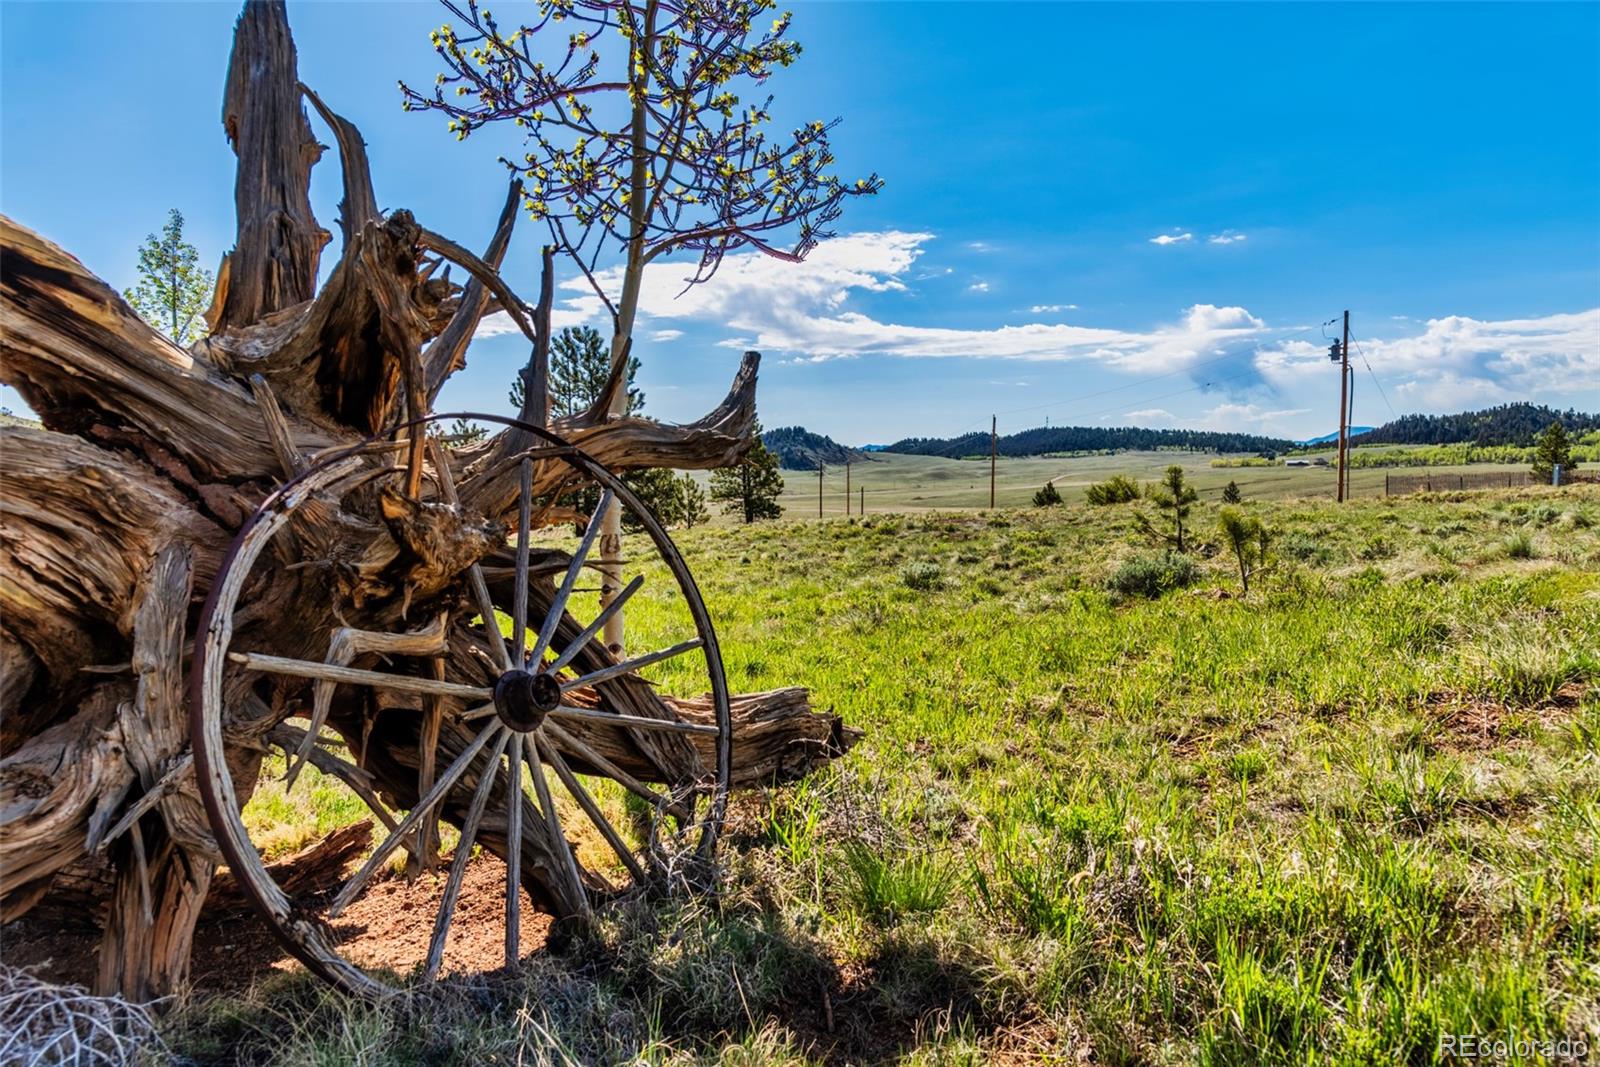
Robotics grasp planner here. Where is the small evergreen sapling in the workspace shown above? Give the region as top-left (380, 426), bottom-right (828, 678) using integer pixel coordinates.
top-left (1218, 507), bottom-right (1270, 594)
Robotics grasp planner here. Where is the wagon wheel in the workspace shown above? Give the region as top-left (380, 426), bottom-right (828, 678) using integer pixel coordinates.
top-left (190, 413), bottom-right (732, 998)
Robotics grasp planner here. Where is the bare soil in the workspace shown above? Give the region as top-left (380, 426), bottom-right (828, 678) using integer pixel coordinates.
top-left (2, 848), bottom-right (549, 994)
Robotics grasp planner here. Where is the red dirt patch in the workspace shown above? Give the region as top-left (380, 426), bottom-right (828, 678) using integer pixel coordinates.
top-left (1427, 682), bottom-right (1587, 752)
top-left (2, 842), bottom-right (550, 993)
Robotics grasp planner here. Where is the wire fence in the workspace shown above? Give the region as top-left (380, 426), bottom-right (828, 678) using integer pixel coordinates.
top-left (1384, 470), bottom-right (1599, 496)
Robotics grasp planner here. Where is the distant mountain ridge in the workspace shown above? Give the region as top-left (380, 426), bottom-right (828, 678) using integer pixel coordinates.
top-left (762, 426), bottom-right (869, 470)
top-left (887, 424), bottom-right (1293, 459)
top-left (1351, 403), bottom-right (1599, 447)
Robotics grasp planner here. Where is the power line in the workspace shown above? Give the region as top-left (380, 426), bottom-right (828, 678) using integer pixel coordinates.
top-left (1348, 334), bottom-right (1397, 422)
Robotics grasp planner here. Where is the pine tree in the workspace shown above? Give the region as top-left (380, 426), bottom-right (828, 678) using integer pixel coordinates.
top-left (676, 475), bottom-right (710, 528)
top-left (125, 209), bottom-right (213, 345)
top-left (509, 325), bottom-right (644, 418)
top-left (710, 425), bottom-right (785, 523)
top-left (1150, 465), bottom-right (1199, 551)
top-left (1222, 480), bottom-right (1242, 504)
top-left (1032, 481), bottom-right (1063, 507)
top-left (1532, 420), bottom-right (1576, 484)
top-left (1218, 507), bottom-right (1270, 594)
top-left (623, 467), bottom-right (683, 528)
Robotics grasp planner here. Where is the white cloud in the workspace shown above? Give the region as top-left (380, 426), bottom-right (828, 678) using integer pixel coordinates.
top-left (649, 329), bottom-right (684, 342)
top-left (1029, 303), bottom-right (1077, 313)
top-left (1149, 232), bottom-right (1193, 246)
top-left (968, 281), bottom-right (991, 293)
top-left (1255, 309), bottom-right (1599, 412)
top-left (1184, 304), bottom-right (1263, 333)
top-left (966, 240), bottom-right (997, 253)
top-left (1207, 231), bottom-right (1248, 245)
top-left (475, 304), bottom-right (590, 339)
top-left (556, 232), bottom-right (1270, 374)
top-left (1120, 403), bottom-right (1309, 437)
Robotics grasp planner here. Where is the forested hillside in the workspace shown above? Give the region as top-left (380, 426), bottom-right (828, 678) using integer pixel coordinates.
top-left (887, 424), bottom-right (1292, 458)
top-left (1352, 403), bottom-right (1599, 446)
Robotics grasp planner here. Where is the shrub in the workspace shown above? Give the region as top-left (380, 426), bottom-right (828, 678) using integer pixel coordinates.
top-left (1279, 532), bottom-right (1331, 564)
top-left (899, 561), bottom-right (943, 590)
top-left (1221, 480), bottom-right (1242, 504)
top-left (1106, 550), bottom-right (1200, 599)
top-left (1033, 481), bottom-right (1064, 507)
top-left (1359, 535), bottom-right (1396, 561)
top-left (1085, 475), bottom-right (1140, 506)
top-left (1505, 532), bottom-right (1536, 560)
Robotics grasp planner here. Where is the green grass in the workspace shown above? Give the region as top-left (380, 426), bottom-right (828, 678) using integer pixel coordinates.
top-left (684, 446), bottom-right (1546, 517)
top-left (187, 485), bottom-right (1600, 1063)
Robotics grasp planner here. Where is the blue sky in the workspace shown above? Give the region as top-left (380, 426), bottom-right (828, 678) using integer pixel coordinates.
top-left (3, 2), bottom-right (1596, 444)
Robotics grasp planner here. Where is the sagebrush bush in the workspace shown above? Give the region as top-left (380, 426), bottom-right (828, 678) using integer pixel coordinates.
top-left (899, 561), bottom-right (943, 590)
top-left (1105, 550), bottom-right (1200, 599)
top-left (1278, 532), bottom-right (1331, 564)
top-left (1085, 475), bottom-right (1140, 506)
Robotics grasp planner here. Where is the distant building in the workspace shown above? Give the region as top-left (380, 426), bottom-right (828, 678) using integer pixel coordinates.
top-left (1286, 458), bottom-right (1310, 467)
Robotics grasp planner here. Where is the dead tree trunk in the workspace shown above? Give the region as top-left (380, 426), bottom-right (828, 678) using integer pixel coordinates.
top-left (0, 0), bottom-right (855, 1001)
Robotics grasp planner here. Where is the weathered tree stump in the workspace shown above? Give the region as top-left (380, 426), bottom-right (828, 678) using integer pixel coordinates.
top-left (0, 0), bottom-right (856, 1001)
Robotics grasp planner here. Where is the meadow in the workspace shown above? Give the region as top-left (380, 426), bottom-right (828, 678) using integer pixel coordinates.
top-left (166, 485), bottom-right (1599, 1064)
top-left (729, 448), bottom-right (1541, 517)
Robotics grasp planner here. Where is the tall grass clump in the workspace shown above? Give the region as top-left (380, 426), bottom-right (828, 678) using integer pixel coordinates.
top-left (1505, 532), bottom-right (1536, 559)
top-left (840, 842), bottom-right (954, 923)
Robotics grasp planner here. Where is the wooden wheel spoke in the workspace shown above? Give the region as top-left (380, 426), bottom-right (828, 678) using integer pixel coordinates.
top-left (547, 574), bottom-right (643, 674)
top-left (228, 652), bottom-right (490, 702)
top-left (329, 722), bottom-right (502, 916)
top-left (504, 732), bottom-right (523, 965)
top-left (548, 704), bottom-right (719, 737)
top-left (283, 614), bottom-right (450, 791)
top-left (528, 488), bottom-right (614, 669)
top-left (424, 728), bottom-right (509, 981)
top-left (538, 734), bottom-right (646, 883)
top-left (467, 563), bottom-right (513, 671)
top-left (560, 638), bottom-right (704, 693)
top-left (542, 720), bottom-right (689, 822)
top-left (460, 701), bottom-right (499, 722)
top-left (511, 457), bottom-right (533, 659)
top-left (526, 731), bottom-right (590, 919)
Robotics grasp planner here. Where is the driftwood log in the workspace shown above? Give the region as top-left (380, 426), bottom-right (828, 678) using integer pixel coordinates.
top-left (0, 0), bottom-right (856, 1001)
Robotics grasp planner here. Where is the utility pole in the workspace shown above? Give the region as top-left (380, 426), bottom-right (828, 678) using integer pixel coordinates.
top-left (1337, 310), bottom-right (1351, 502)
top-left (859, 485), bottom-right (864, 515)
top-left (845, 461), bottom-right (851, 516)
top-left (818, 462), bottom-right (824, 519)
top-left (989, 415), bottom-right (997, 509)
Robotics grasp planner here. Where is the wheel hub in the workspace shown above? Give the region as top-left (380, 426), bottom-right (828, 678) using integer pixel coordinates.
top-left (493, 668), bottom-right (561, 732)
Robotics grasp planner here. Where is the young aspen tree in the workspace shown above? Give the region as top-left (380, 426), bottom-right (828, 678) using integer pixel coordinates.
top-left (405, 0), bottom-right (879, 652)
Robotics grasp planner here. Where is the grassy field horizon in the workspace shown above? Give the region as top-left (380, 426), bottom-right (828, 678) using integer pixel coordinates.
top-left (697, 446), bottom-right (1543, 518)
